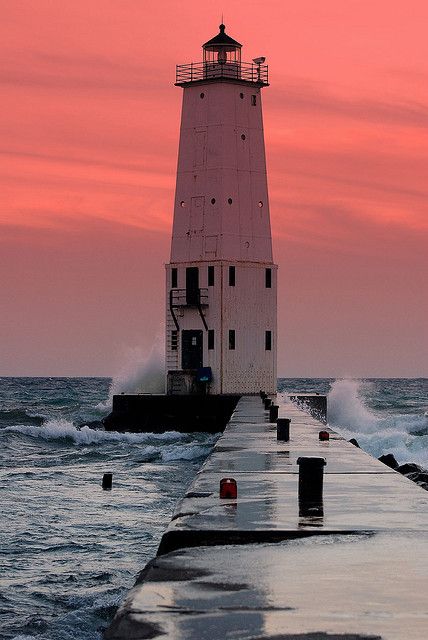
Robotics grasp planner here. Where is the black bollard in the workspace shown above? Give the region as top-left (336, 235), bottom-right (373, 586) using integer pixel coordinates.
top-left (297, 456), bottom-right (326, 516)
top-left (269, 404), bottom-right (279, 422)
top-left (102, 473), bottom-right (113, 490)
top-left (263, 397), bottom-right (272, 410)
top-left (277, 417), bottom-right (290, 441)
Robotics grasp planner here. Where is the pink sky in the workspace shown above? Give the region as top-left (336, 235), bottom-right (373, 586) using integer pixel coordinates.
top-left (1, 0), bottom-right (427, 377)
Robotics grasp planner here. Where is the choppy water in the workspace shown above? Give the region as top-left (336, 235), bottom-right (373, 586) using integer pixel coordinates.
top-left (1, 376), bottom-right (427, 640)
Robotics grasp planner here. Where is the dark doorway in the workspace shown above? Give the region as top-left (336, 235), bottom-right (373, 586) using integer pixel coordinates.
top-left (182, 330), bottom-right (203, 369)
top-left (186, 267), bottom-right (199, 305)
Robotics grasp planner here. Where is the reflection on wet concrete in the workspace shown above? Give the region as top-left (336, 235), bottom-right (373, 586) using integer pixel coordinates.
top-left (106, 532), bottom-right (428, 639)
top-left (106, 397), bottom-right (428, 640)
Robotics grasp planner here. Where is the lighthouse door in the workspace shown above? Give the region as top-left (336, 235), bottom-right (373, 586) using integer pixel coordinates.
top-left (181, 330), bottom-right (203, 370)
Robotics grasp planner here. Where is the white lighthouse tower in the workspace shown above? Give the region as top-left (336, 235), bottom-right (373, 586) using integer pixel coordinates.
top-left (166, 24), bottom-right (277, 396)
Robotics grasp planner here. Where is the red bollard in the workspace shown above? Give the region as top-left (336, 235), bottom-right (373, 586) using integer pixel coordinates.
top-left (220, 477), bottom-right (237, 499)
top-left (319, 430), bottom-right (330, 441)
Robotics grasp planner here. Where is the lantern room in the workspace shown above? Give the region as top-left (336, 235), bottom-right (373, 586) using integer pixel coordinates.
top-left (203, 23), bottom-right (242, 65)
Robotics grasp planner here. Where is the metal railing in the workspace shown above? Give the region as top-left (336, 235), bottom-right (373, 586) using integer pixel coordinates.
top-left (176, 61), bottom-right (268, 85)
top-left (170, 288), bottom-right (209, 308)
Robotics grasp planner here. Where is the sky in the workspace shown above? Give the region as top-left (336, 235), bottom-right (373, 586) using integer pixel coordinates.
top-left (1, 0), bottom-right (427, 377)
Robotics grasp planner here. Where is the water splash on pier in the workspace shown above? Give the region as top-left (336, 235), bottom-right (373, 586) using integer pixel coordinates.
top-left (328, 378), bottom-right (428, 465)
top-left (96, 339), bottom-right (165, 412)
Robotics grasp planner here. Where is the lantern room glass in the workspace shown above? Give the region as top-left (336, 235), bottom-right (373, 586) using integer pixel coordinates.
top-left (203, 44), bottom-right (241, 65)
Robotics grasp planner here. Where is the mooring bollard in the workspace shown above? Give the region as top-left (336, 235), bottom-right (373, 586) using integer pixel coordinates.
top-left (319, 430), bottom-right (330, 441)
top-left (269, 404), bottom-right (279, 422)
top-left (102, 473), bottom-right (113, 490)
top-left (297, 456), bottom-right (326, 516)
top-left (220, 477), bottom-right (237, 499)
top-left (277, 417), bottom-right (290, 441)
top-left (263, 397), bottom-right (272, 410)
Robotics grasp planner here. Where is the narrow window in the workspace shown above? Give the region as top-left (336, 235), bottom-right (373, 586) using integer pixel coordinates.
top-left (240, 92), bottom-right (244, 99)
top-left (171, 330), bottom-right (178, 351)
top-left (208, 265), bottom-right (215, 286)
top-left (229, 330), bottom-right (236, 350)
top-left (265, 330), bottom-right (272, 351)
top-left (208, 329), bottom-right (215, 350)
top-left (251, 95), bottom-right (257, 106)
top-left (228, 266), bottom-right (235, 286)
top-left (171, 268), bottom-right (178, 288)
top-left (186, 267), bottom-right (199, 305)
top-left (265, 268), bottom-right (272, 288)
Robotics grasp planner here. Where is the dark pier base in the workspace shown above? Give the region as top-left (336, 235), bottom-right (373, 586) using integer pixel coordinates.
top-left (288, 393), bottom-right (328, 423)
top-left (103, 394), bottom-right (240, 433)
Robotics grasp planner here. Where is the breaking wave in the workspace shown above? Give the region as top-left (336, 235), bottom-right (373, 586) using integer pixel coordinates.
top-left (4, 419), bottom-right (215, 461)
top-left (5, 418), bottom-right (185, 445)
top-left (328, 379), bottom-right (428, 466)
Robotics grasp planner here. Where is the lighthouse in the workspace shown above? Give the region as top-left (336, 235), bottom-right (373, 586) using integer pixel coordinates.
top-left (166, 24), bottom-right (277, 396)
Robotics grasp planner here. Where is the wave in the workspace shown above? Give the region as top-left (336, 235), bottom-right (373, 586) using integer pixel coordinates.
top-left (161, 444), bottom-right (212, 461)
top-left (0, 409), bottom-right (44, 428)
top-left (96, 339), bottom-right (165, 412)
top-left (5, 418), bottom-right (185, 445)
top-left (4, 419), bottom-right (213, 462)
top-left (328, 379), bottom-right (428, 466)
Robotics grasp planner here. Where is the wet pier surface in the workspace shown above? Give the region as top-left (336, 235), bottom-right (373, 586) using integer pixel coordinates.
top-left (105, 396), bottom-right (428, 640)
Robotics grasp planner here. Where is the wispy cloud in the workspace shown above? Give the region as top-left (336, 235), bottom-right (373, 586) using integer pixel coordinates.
top-left (270, 77), bottom-right (428, 128)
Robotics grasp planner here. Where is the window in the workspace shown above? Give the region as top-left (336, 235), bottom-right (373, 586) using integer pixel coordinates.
top-left (251, 95), bottom-right (257, 106)
top-left (229, 330), bottom-right (235, 350)
top-left (171, 268), bottom-right (178, 288)
top-left (211, 198), bottom-right (216, 204)
top-left (228, 266), bottom-right (235, 286)
top-left (265, 330), bottom-right (272, 351)
top-left (241, 134), bottom-right (246, 140)
top-left (200, 92), bottom-right (205, 99)
top-left (258, 201), bottom-right (263, 208)
top-left (240, 92), bottom-right (244, 99)
top-left (171, 330), bottom-right (178, 351)
top-left (186, 267), bottom-right (199, 305)
top-left (265, 268), bottom-right (272, 288)
top-left (208, 329), bottom-right (215, 350)
top-left (228, 198), bottom-right (233, 204)
top-left (208, 265), bottom-right (215, 286)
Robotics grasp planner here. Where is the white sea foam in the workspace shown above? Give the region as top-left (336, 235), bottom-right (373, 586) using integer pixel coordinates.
top-left (328, 379), bottom-right (428, 466)
top-left (96, 338), bottom-right (165, 412)
top-left (5, 419), bottom-right (213, 462)
top-left (5, 418), bottom-right (184, 446)
top-left (161, 444), bottom-right (212, 461)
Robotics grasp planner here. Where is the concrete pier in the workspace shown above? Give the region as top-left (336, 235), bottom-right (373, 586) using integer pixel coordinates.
top-left (105, 396), bottom-right (428, 640)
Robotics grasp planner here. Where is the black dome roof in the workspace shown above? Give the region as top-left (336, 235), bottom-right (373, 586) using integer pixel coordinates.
top-left (203, 24), bottom-right (242, 49)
